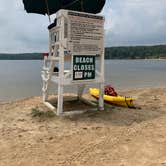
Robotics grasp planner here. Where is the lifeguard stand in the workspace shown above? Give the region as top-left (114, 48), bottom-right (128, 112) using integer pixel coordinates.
top-left (41, 9), bottom-right (105, 115)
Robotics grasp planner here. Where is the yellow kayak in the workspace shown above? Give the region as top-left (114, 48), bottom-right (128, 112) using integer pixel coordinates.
top-left (89, 88), bottom-right (135, 108)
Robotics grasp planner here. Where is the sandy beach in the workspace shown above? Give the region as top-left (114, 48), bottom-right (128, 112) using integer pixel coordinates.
top-left (0, 87), bottom-right (166, 166)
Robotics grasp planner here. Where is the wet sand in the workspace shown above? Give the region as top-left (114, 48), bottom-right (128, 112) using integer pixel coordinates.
top-left (0, 87), bottom-right (166, 166)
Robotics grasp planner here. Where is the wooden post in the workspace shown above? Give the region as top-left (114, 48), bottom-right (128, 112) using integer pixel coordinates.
top-left (57, 83), bottom-right (64, 115)
top-left (77, 84), bottom-right (85, 99)
top-left (57, 45), bottom-right (64, 115)
top-left (98, 26), bottom-right (105, 110)
top-left (98, 52), bottom-right (104, 111)
top-left (57, 15), bottom-right (65, 115)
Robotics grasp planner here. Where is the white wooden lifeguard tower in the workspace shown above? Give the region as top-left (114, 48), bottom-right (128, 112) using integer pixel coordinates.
top-left (41, 9), bottom-right (105, 115)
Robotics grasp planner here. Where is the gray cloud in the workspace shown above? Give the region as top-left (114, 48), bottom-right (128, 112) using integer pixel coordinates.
top-left (104, 0), bottom-right (166, 46)
top-left (0, 1), bottom-right (49, 53)
top-left (0, 0), bottom-right (166, 53)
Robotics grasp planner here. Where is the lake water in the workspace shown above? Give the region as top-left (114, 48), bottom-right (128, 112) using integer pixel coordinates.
top-left (0, 59), bottom-right (166, 101)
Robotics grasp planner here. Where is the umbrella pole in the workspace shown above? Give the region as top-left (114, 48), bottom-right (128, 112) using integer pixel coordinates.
top-left (44, 0), bottom-right (51, 23)
top-left (81, 0), bottom-right (84, 12)
top-left (48, 15), bottom-right (51, 23)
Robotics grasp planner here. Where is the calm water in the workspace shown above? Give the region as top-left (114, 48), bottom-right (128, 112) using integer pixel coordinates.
top-left (0, 59), bottom-right (166, 101)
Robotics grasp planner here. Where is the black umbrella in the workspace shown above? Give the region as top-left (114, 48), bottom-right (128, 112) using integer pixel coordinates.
top-left (22, 0), bottom-right (106, 15)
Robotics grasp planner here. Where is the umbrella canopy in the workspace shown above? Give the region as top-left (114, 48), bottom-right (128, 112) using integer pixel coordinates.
top-left (22, 0), bottom-right (106, 15)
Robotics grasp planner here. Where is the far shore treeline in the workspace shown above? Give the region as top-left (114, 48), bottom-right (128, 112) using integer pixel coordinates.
top-left (105, 45), bottom-right (166, 59)
top-left (0, 45), bottom-right (166, 60)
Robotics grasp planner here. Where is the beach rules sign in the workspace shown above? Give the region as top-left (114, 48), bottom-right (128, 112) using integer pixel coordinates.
top-left (56, 10), bottom-right (104, 55)
top-left (73, 55), bottom-right (95, 80)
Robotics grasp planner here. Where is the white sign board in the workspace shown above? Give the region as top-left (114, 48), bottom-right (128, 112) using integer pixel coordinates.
top-left (56, 10), bottom-right (104, 55)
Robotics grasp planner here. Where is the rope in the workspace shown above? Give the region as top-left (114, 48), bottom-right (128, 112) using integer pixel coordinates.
top-left (125, 96), bottom-right (130, 108)
top-left (107, 0), bottom-right (112, 9)
top-left (125, 97), bottom-right (135, 109)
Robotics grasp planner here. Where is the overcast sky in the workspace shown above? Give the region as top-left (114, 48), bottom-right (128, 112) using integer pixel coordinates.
top-left (0, 0), bottom-right (166, 53)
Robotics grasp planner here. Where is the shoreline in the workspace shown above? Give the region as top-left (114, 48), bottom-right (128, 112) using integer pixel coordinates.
top-left (1, 85), bottom-right (166, 103)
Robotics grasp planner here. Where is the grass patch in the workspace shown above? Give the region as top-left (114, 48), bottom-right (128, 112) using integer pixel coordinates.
top-left (31, 107), bottom-right (55, 118)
